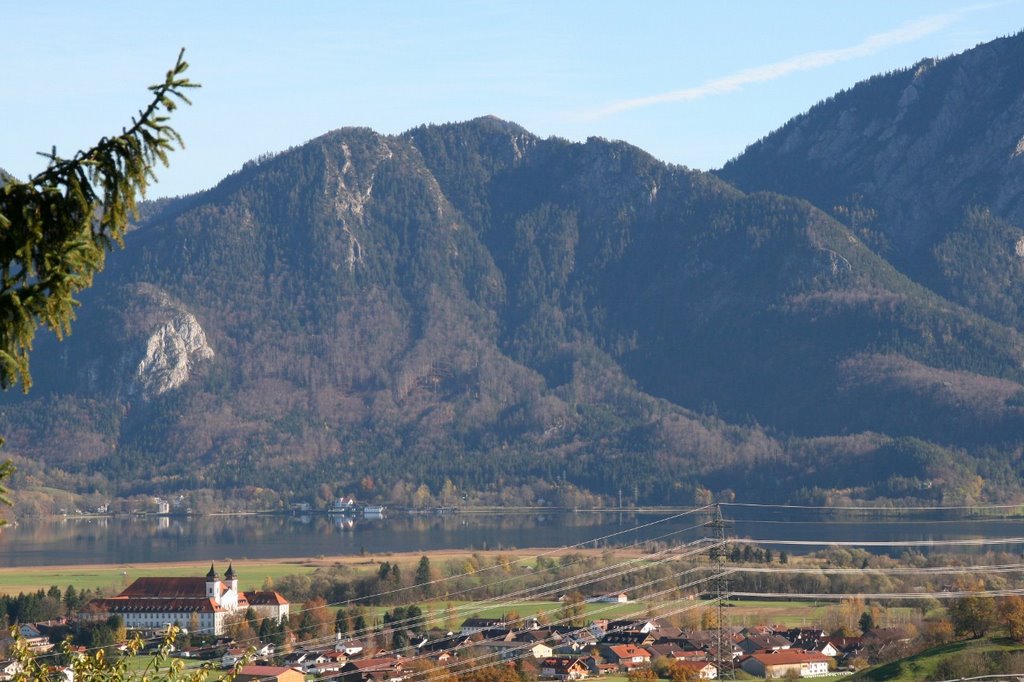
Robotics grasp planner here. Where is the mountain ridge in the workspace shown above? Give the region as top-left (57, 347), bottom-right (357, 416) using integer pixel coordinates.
top-left (5, 44), bottom-right (1024, 510)
top-left (719, 29), bottom-right (1024, 327)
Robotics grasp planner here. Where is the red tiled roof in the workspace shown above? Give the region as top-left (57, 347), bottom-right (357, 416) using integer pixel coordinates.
top-left (748, 649), bottom-right (831, 665)
top-left (245, 591), bottom-right (288, 605)
top-left (541, 658), bottom-right (587, 672)
top-left (119, 577), bottom-right (223, 599)
top-left (90, 597), bottom-right (225, 613)
top-left (237, 665), bottom-right (298, 675)
top-left (607, 645), bottom-right (650, 659)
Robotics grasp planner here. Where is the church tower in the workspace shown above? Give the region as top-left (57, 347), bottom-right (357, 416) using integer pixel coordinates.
top-left (205, 562), bottom-right (221, 603)
top-left (225, 562), bottom-right (239, 593)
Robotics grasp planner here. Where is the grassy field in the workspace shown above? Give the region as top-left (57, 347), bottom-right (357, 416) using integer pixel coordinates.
top-left (849, 635), bottom-right (1024, 681)
top-left (0, 547), bottom-right (635, 596)
top-left (357, 599), bottom-right (664, 627)
top-left (120, 653), bottom-right (233, 680)
top-left (723, 598), bottom-right (830, 627)
top-left (0, 559), bottom-right (320, 595)
top-left (722, 598), bottom-right (917, 629)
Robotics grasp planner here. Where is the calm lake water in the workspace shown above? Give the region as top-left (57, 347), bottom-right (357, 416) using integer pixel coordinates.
top-left (1, 507), bottom-right (1022, 568)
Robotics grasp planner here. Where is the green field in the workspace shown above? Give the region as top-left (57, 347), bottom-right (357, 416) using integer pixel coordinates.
top-left (0, 560), bottom-right (319, 596)
top-left (723, 599), bottom-right (917, 629)
top-left (849, 635), bottom-right (1024, 681)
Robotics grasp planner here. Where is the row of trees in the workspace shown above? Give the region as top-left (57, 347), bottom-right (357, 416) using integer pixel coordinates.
top-left (0, 584), bottom-right (96, 625)
top-left (950, 591), bottom-right (1024, 640)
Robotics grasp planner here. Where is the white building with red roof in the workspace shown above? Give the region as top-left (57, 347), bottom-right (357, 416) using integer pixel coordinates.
top-left (83, 563), bottom-right (289, 635)
top-left (739, 649), bottom-right (831, 678)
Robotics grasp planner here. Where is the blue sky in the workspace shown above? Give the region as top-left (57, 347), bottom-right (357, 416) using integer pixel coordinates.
top-left (3, 1), bottom-right (1023, 198)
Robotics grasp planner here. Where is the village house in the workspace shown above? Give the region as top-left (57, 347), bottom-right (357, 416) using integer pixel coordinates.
top-left (588, 592), bottom-right (629, 603)
top-left (606, 619), bottom-right (658, 634)
top-left (739, 649), bottom-right (832, 678)
top-left (16, 624), bottom-right (53, 653)
top-left (821, 635), bottom-right (864, 663)
top-left (283, 650), bottom-right (328, 672)
top-left (311, 660), bottom-right (347, 676)
top-left (736, 632), bottom-right (792, 654)
top-left (600, 631), bottom-right (655, 647)
top-left (0, 660), bottom-right (23, 682)
top-left (670, 661), bottom-right (718, 680)
top-left (340, 656), bottom-right (405, 682)
top-left (420, 633), bottom-right (474, 657)
top-left (645, 643), bottom-right (708, 662)
top-left (233, 665), bottom-right (304, 682)
top-left (478, 638), bottom-right (554, 660)
top-left (222, 643), bottom-right (274, 668)
top-left (540, 656), bottom-right (590, 680)
top-left (82, 563), bottom-right (289, 636)
top-left (601, 644), bottom-right (651, 671)
top-left (460, 617), bottom-right (507, 636)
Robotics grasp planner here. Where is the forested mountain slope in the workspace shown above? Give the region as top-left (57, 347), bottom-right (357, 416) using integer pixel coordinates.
top-left (719, 30), bottom-right (1024, 331)
top-left (5, 89), bottom-right (1024, 509)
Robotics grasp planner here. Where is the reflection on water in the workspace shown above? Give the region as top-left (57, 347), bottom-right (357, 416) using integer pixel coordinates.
top-left (1, 507), bottom-right (1023, 567)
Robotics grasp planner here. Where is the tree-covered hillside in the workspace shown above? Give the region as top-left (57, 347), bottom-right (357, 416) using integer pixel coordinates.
top-left (719, 30), bottom-right (1024, 330)
top-left (4, 106), bottom-right (1024, 511)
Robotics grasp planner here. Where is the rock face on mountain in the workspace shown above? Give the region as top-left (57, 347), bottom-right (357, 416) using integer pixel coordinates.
top-left (719, 30), bottom-right (1024, 327)
top-left (128, 292), bottom-right (214, 400)
top-left (7, 33), bottom-right (1024, 508)
top-left (50, 284), bottom-right (213, 401)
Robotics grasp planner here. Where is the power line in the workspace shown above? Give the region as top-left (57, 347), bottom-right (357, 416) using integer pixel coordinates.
top-left (740, 537), bottom-right (1024, 547)
top-left (77, 521), bottom-right (723, 671)
top-left (279, 540), bottom-right (725, 665)
top-left (733, 563), bottom-right (1024, 576)
top-left (728, 588), bottom-right (1024, 600)
top-left (26, 508), bottom-right (719, 664)
top-left (724, 501), bottom-right (1024, 512)
top-left (309, 577), bottom-right (732, 682)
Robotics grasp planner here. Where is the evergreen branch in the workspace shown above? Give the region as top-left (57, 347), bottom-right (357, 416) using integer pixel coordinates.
top-left (0, 49), bottom-right (198, 392)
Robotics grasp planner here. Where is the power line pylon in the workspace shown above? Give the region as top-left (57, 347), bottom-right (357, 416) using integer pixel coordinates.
top-left (705, 503), bottom-right (734, 680)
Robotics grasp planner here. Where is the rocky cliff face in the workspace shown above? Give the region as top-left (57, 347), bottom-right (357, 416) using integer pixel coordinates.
top-left (132, 306), bottom-right (214, 399)
top-left (67, 284), bottom-right (213, 401)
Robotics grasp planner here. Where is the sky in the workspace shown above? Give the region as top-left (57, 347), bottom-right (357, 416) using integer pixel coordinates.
top-left (3, 1), bottom-right (1024, 199)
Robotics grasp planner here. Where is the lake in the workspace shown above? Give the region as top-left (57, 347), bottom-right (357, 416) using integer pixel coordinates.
top-left (2, 506), bottom-right (1022, 568)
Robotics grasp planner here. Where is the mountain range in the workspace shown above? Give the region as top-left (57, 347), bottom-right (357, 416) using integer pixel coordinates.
top-left (5, 31), bottom-right (1024, 511)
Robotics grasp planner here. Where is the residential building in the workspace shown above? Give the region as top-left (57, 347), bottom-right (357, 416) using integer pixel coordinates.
top-left (670, 661), bottom-right (718, 680)
top-left (540, 657), bottom-right (590, 680)
top-left (601, 644), bottom-right (651, 671)
top-left (234, 665), bottom-right (304, 682)
top-left (0, 660), bottom-right (23, 682)
top-left (736, 633), bottom-right (792, 654)
top-left (461, 617), bottom-right (508, 636)
top-left (340, 657), bottom-right (405, 682)
top-left (739, 649), bottom-right (831, 678)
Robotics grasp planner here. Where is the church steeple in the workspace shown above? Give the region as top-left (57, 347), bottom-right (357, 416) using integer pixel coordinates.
top-left (225, 561), bottom-right (239, 595)
top-left (205, 562), bottom-right (221, 601)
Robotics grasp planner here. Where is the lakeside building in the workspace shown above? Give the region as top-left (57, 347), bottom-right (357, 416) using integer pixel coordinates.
top-left (82, 563), bottom-right (288, 636)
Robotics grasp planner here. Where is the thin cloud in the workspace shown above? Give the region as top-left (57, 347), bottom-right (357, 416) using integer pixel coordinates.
top-left (585, 7), bottom-right (979, 119)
